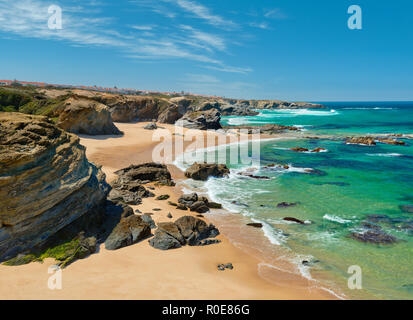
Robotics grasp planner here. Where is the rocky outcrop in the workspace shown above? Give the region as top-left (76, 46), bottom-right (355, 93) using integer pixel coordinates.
top-left (56, 96), bottom-right (122, 135)
top-left (185, 162), bottom-right (230, 181)
top-left (143, 122), bottom-right (158, 130)
top-left (149, 216), bottom-right (220, 250)
top-left (250, 100), bottom-right (324, 110)
top-left (283, 217), bottom-right (306, 224)
top-left (175, 109), bottom-right (222, 130)
top-left (277, 202), bottom-right (298, 208)
top-left (345, 137), bottom-right (376, 146)
top-left (377, 138), bottom-right (406, 146)
top-left (400, 205), bottom-right (413, 213)
top-left (223, 124), bottom-right (299, 134)
top-left (158, 105), bottom-right (183, 124)
top-left (108, 163), bottom-right (175, 205)
top-left (350, 223), bottom-right (398, 244)
top-left (113, 163), bottom-right (175, 186)
top-left (104, 215), bottom-right (151, 250)
top-left (0, 113), bottom-right (110, 261)
top-left (177, 193), bottom-right (221, 213)
top-left (103, 96), bottom-right (174, 123)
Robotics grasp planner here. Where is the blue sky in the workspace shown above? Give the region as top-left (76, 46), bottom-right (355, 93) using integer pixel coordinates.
top-left (0, 0), bottom-right (412, 101)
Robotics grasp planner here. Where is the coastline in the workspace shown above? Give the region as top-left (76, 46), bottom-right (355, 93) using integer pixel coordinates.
top-left (0, 122), bottom-right (338, 300)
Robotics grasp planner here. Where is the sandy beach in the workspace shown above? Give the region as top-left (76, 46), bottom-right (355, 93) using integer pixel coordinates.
top-left (0, 122), bottom-right (336, 300)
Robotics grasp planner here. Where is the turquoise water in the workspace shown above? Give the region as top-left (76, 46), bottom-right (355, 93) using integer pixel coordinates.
top-left (179, 102), bottom-right (413, 299)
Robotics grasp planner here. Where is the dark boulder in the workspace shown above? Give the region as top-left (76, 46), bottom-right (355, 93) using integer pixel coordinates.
top-left (178, 193), bottom-right (198, 206)
top-left (143, 122), bottom-right (158, 130)
top-left (105, 215), bottom-right (151, 250)
top-left (400, 205), bottom-right (413, 213)
top-left (283, 217), bottom-right (306, 225)
top-left (156, 194), bottom-right (170, 200)
top-left (140, 214), bottom-right (156, 229)
top-left (277, 202), bottom-right (298, 208)
top-left (148, 231), bottom-right (182, 250)
top-left (174, 216), bottom-right (219, 246)
top-left (190, 201), bottom-right (210, 213)
top-left (350, 230), bottom-right (398, 244)
top-left (185, 162), bottom-right (230, 181)
top-left (114, 163), bottom-right (175, 186)
top-left (247, 223), bottom-right (263, 228)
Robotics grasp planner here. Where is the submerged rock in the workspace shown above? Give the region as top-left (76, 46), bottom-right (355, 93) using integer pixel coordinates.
top-left (400, 205), bottom-right (413, 213)
top-left (283, 217), bottom-right (306, 225)
top-left (246, 223), bottom-right (263, 228)
top-left (277, 202), bottom-right (298, 208)
top-left (350, 230), bottom-right (398, 244)
top-left (291, 147), bottom-right (309, 152)
top-left (185, 162), bottom-right (230, 181)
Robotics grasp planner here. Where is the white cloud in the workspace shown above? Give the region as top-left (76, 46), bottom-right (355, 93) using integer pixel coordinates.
top-left (131, 25), bottom-right (154, 31)
top-left (249, 22), bottom-right (270, 30)
top-left (0, 0), bottom-right (251, 74)
top-left (204, 65), bottom-right (252, 74)
top-left (264, 8), bottom-right (286, 19)
top-left (168, 0), bottom-right (236, 28)
top-left (180, 25), bottom-right (226, 51)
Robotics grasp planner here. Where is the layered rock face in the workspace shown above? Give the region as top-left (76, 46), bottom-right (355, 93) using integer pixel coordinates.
top-left (57, 96), bottom-right (122, 135)
top-left (0, 113), bottom-right (110, 261)
top-left (102, 96), bottom-right (175, 123)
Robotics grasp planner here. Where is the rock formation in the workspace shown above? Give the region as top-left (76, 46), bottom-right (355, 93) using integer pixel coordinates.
top-left (345, 137), bottom-right (376, 145)
top-left (175, 109), bottom-right (222, 130)
top-left (0, 113), bottom-right (110, 261)
top-left (185, 162), bottom-right (230, 181)
top-left (149, 216), bottom-right (220, 250)
top-left (56, 96), bottom-right (122, 135)
top-left (104, 215), bottom-right (151, 250)
top-left (223, 124), bottom-right (299, 134)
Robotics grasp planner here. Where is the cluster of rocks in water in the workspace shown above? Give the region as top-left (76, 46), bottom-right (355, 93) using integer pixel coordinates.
top-left (345, 136), bottom-right (407, 146)
top-left (184, 162), bottom-right (230, 181)
top-left (222, 124), bottom-right (299, 135)
top-left (290, 147), bottom-right (327, 153)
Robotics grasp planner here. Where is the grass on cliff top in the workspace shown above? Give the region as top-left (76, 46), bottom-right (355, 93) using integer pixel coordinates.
top-left (0, 87), bottom-right (69, 117)
top-left (2, 237), bottom-right (81, 267)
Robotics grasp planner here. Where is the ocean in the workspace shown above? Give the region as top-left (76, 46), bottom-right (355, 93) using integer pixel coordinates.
top-left (175, 102), bottom-right (413, 299)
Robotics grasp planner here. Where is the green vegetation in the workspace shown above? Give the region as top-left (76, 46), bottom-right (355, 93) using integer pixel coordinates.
top-left (0, 87), bottom-right (68, 116)
top-left (2, 235), bottom-right (92, 268)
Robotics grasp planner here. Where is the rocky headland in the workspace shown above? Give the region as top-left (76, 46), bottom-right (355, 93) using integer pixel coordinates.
top-left (0, 86), bottom-right (324, 133)
top-left (0, 112), bottom-right (110, 262)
